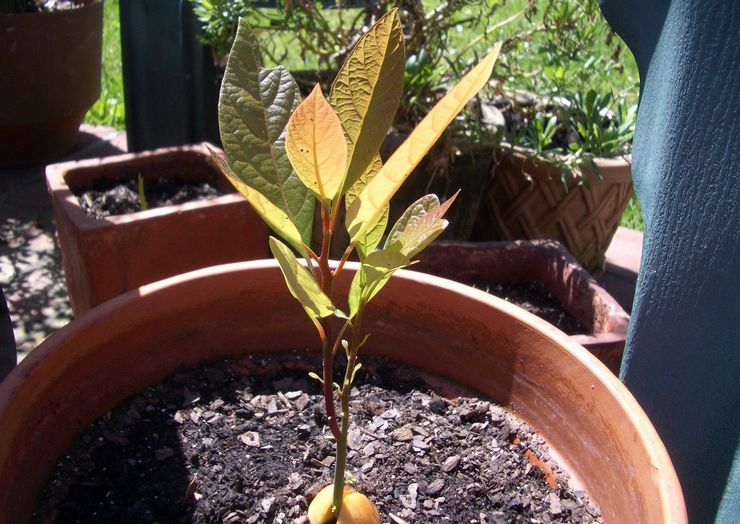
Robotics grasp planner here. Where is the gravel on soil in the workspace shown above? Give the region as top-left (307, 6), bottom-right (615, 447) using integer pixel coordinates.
top-left (35, 352), bottom-right (603, 524)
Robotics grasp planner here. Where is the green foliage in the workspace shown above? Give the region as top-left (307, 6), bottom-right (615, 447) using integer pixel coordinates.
top-left (216, 14), bottom-right (500, 519)
top-left (85, 0), bottom-right (125, 129)
top-left (268, 237), bottom-right (335, 321)
top-left (218, 21), bottom-right (315, 249)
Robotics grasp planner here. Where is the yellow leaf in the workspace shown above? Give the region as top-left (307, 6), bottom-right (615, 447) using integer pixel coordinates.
top-left (208, 146), bottom-right (306, 256)
top-left (286, 84), bottom-right (348, 202)
top-left (345, 43), bottom-right (502, 242)
top-left (329, 9), bottom-right (405, 196)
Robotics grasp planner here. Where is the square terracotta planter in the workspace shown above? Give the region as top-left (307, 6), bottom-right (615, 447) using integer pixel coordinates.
top-left (413, 240), bottom-right (630, 374)
top-left (46, 143), bottom-right (269, 315)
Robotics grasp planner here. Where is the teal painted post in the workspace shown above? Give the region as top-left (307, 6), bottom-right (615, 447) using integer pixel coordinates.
top-left (599, 1), bottom-right (739, 522)
top-left (120, 0), bottom-right (221, 151)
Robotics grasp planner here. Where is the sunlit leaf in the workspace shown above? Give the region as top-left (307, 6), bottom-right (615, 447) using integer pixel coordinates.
top-left (346, 155), bottom-right (388, 257)
top-left (209, 146), bottom-right (306, 255)
top-left (269, 237), bottom-right (334, 320)
top-left (286, 85), bottom-right (348, 202)
top-left (219, 20), bottom-right (314, 245)
top-left (346, 44), bottom-right (502, 243)
top-left (329, 9), bottom-right (405, 195)
top-left (385, 191), bottom-right (459, 257)
top-left (358, 206), bottom-right (389, 258)
top-left (348, 248), bottom-right (410, 318)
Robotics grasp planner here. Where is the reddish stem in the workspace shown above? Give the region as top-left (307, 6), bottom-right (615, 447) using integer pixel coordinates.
top-left (317, 203), bottom-right (341, 441)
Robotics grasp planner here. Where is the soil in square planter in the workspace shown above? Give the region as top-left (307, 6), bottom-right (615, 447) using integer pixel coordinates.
top-left (34, 353), bottom-right (603, 524)
top-left (474, 281), bottom-right (585, 336)
top-left (75, 176), bottom-right (225, 219)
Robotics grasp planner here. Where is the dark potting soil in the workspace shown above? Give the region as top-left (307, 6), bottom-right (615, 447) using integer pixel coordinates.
top-left (34, 353), bottom-right (602, 524)
top-left (75, 177), bottom-right (224, 219)
top-left (1, 0), bottom-right (80, 14)
top-left (474, 281), bottom-right (585, 336)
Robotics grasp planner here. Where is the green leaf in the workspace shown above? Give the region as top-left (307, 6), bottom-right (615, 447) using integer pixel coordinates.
top-left (329, 9), bottom-right (405, 196)
top-left (346, 44), bottom-right (502, 243)
top-left (286, 85), bottom-right (348, 202)
top-left (219, 20), bottom-right (315, 246)
top-left (348, 248), bottom-right (410, 318)
top-left (269, 237), bottom-right (334, 320)
top-left (209, 146), bottom-right (306, 255)
top-left (358, 206), bottom-right (389, 258)
top-left (385, 191), bottom-right (459, 257)
top-left (346, 155), bottom-right (388, 258)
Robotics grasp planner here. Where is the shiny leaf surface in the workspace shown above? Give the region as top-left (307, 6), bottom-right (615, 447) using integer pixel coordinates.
top-left (385, 191), bottom-right (459, 257)
top-left (329, 9), bottom-right (405, 195)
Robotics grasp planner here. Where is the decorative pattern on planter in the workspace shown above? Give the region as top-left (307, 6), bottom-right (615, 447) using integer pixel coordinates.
top-left (474, 149), bottom-right (633, 272)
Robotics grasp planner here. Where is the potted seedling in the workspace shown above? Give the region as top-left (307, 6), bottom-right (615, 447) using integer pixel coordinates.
top-left (0, 9), bottom-right (685, 524)
top-left (0, 0), bottom-right (103, 166)
top-left (209, 10), bottom-right (502, 520)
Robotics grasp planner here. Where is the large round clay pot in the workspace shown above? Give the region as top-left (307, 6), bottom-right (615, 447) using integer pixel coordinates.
top-left (473, 147), bottom-right (633, 272)
top-left (0, 0), bottom-right (103, 167)
top-left (0, 261), bottom-right (685, 522)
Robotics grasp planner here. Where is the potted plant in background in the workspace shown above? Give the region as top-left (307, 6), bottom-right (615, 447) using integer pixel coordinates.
top-left (45, 143), bottom-right (270, 315)
top-left (468, 1), bottom-right (637, 271)
top-left (0, 11), bottom-right (684, 523)
top-left (0, 0), bottom-right (103, 167)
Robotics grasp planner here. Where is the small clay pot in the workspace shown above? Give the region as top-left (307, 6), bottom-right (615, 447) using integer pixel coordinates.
top-left (46, 143), bottom-right (270, 314)
top-left (0, 261), bottom-right (685, 522)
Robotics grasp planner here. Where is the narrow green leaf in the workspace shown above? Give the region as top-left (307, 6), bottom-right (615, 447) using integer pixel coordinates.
top-left (358, 206), bottom-right (389, 258)
top-left (329, 9), bottom-right (405, 195)
top-left (219, 20), bottom-right (315, 245)
top-left (346, 44), bottom-right (502, 243)
top-left (385, 191), bottom-right (459, 257)
top-left (269, 237), bottom-right (334, 320)
top-left (346, 154), bottom-right (387, 258)
top-left (348, 248), bottom-right (410, 318)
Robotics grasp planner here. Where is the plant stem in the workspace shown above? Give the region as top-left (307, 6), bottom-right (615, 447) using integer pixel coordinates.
top-left (318, 203), bottom-right (341, 441)
top-left (331, 302), bottom-right (365, 517)
top-left (331, 397), bottom-right (350, 516)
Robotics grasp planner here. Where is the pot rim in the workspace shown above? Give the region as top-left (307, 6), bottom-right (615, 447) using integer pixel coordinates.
top-left (0, 260), bottom-right (685, 523)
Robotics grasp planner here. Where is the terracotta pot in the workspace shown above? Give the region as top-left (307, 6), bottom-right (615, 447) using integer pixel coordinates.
top-left (46, 143), bottom-right (269, 314)
top-left (473, 147), bottom-right (633, 272)
top-left (0, 261), bottom-right (685, 523)
top-left (0, 0), bottom-right (103, 167)
top-left (414, 240), bottom-right (630, 374)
